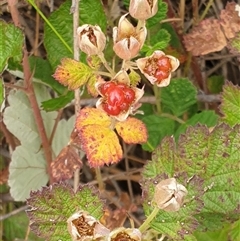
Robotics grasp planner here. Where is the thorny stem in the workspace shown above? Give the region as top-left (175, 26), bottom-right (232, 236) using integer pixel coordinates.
top-left (139, 206), bottom-right (160, 233)
top-left (98, 52), bottom-right (116, 77)
top-left (8, 0), bottom-right (54, 184)
top-left (153, 85), bottom-right (161, 114)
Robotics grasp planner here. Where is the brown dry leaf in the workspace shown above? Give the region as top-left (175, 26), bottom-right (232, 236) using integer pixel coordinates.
top-left (183, 18), bottom-right (227, 55)
top-left (0, 166), bottom-right (9, 185)
top-left (220, 2), bottom-right (240, 39)
top-left (51, 145), bottom-right (82, 182)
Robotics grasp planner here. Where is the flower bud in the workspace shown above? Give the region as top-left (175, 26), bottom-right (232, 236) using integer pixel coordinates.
top-left (153, 178), bottom-right (188, 212)
top-left (77, 24), bottom-right (106, 56)
top-left (108, 227), bottom-right (142, 241)
top-left (136, 50), bottom-right (180, 87)
top-left (129, 0), bottom-right (158, 20)
top-left (67, 210), bottom-right (110, 241)
top-left (113, 14), bottom-right (147, 60)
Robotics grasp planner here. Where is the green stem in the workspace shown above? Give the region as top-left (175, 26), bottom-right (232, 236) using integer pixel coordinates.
top-left (27, 0), bottom-right (73, 54)
top-left (98, 52), bottom-right (115, 77)
top-left (93, 71), bottom-right (112, 78)
top-left (200, 0), bottom-right (214, 21)
top-left (139, 206), bottom-right (160, 233)
top-left (153, 85), bottom-right (161, 114)
top-left (160, 113), bottom-right (185, 124)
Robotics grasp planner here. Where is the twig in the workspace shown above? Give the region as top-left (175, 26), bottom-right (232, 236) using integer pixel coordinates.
top-left (0, 205), bottom-right (27, 221)
top-left (8, 0), bottom-right (54, 184)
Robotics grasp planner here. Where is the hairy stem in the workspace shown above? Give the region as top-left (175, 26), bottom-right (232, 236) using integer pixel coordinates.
top-left (8, 0), bottom-right (54, 184)
top-left (139, 206), bottom-right (159, 233)
top-left (72, 0), bottom-right (81, 192)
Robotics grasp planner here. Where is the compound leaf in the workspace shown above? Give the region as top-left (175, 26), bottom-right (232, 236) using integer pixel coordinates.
top-left (76, 108), bottom-right (122, 167)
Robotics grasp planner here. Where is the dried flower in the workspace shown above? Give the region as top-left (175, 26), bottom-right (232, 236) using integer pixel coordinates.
top-left (95, 71), bottom-right (144, 122)
top-left (136, 50), bottom-right (180, 87)
top-left (67, 211), bottom-right (110, 241)
top-left (108, 227), bottom-right (142, 241)
top-left (77, 24), bottom-right (106, 56)
top-left (129, 0), bottom-right (158, 20)
top-left (153, 178), bottom-right (188, 212)
top-left (113, 14), bottom-right (147, 60)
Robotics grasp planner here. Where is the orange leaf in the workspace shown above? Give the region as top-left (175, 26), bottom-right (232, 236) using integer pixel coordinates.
top-left (79, 124), bottom-right (122, 167)
top-left (53, 58), bottom-right (93, 90)
top-left (76, 107), bottom-right (111, 129)
top-left (76, 107), bottom-right (123, 167)
top-left (116, 117), bottom-right (148, 144)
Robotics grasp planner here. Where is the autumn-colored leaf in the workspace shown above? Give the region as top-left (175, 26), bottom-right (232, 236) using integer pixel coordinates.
top-left (76, 107), bottom-right (111, 128)
top-left (51, 145), bottom-right (82, 182)
top-left (79, 124), bottom-right (122, 167)
top-left (53, 58), bottom-right (97, 95)
top-left (76, 107), bottom-right (122, 167)
top-left (116, 117), bottom-right (148, 144)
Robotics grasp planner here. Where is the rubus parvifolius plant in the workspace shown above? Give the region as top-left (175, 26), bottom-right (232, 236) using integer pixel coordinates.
top-left (1, 0), bottom-right (240, 241)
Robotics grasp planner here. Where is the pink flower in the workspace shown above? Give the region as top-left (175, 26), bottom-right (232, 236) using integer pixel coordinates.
top-left (95, 71), bottom-right (144, 122)
top-left (77, 24), bottom-right (106, 55)
top-left (113, 14), bottom-right (147, 60)
top-left (129, 0), bottom-right (158, 20)
top-left (136, 50), bottom-right (180, 87)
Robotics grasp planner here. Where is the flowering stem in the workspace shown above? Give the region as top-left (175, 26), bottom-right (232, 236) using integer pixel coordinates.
top-left (98, 52), bottom-right (116, 77)
top-left (153, 85), bottom-right (161, 114)
top-left (139, 206), bottom-right (160, 233)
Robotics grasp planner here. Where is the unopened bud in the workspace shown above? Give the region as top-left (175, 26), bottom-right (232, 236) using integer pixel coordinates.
top-left (129, 0), bottom-right (158, 20)
top-left (113, 14), bottom-right (147, 60)
top-left (77, 24), bottom-right (106, 56)
top-left (153, 178), bottom-right (188, 212)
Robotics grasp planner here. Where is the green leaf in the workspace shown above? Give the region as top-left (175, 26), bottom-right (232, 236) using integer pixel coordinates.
top-left (41, 91), bottom-right (74, 111)
top-left (3, 212), bottom-right (43, 241)
top-left (229, 219), bottom-right (240, 241)
top-left (26, 183), bottom-right (104, 240)
top-left (175, 110), bottom-right (218, 140)
top-left (29, 56), bottom-right (66, 94)
top-left (141, 115), bottom-right (175, 151)
top-left (8, 146), bottom-right (49, 201)
top-left (161, 78), bottom-right (197, 117)
top-left (142, 124), bottom-right (240, 240)
top-left (150, 28), bottom-right (171, 48)
top-left (0, 20), bottom-right (24, 73)
top-left (146, 0), bottom-right (168, 28)
top-left (219, 82), bottom-right (240, 126)
top-left (194, 224), bottom-right (231, 241)
top-left (44, 0), bottom-right (107, 69)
